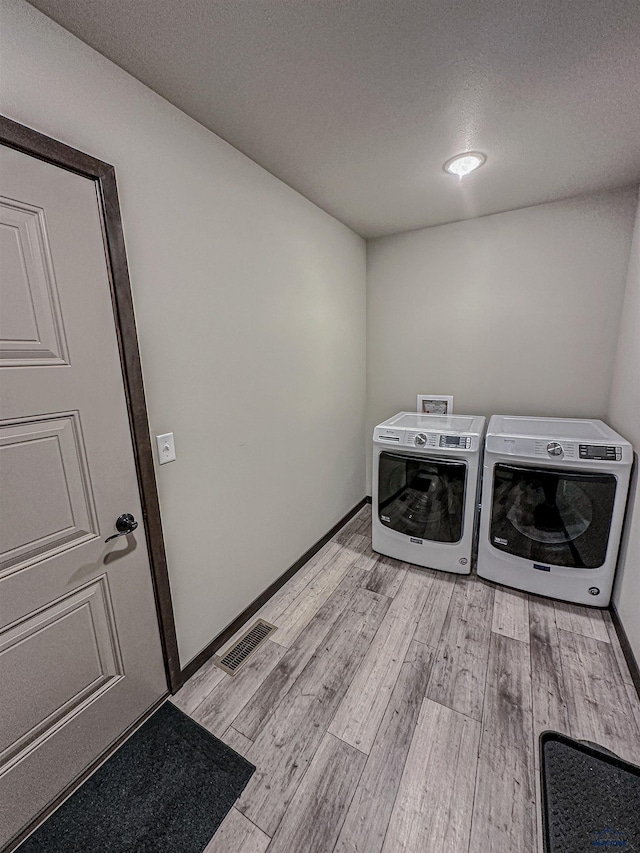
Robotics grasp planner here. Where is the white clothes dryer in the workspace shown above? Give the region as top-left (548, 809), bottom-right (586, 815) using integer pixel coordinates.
top-left (477, 415), bottom-right (632, 607)
top-left (372, 412), bottom-right (486, 573)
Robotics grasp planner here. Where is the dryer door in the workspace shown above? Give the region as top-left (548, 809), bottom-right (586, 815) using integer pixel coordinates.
top-left (490, 463), bottom-right (617, 568)
top-left (378, 452), bottom-right (467, 543)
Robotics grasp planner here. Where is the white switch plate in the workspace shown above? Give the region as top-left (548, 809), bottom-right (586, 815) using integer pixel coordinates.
top-left (156, 432), bottom-right (176, 464)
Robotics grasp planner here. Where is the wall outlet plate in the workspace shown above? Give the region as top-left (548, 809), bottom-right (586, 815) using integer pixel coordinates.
top-left (156, 432), bottom-right (176, 464)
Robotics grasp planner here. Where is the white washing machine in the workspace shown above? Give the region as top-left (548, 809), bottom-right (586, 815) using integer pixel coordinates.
top-left (372, 412), bottom-right (486, 573)
top-left (477, 415), bottom-right (633, 606)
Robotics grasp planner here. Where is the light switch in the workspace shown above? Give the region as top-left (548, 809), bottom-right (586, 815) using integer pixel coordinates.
top-left (156, 432), bottom-right (176, 465)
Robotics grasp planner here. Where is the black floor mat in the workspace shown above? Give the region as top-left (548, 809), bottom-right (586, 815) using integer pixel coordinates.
top-left (18, 701), bottom-right (255, 853)
top-left (541, 731), bottom-right (640, 852)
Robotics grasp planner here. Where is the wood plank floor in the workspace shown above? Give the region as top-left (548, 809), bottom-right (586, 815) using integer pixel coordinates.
top-left (173, 505), bottom-right (640, 853)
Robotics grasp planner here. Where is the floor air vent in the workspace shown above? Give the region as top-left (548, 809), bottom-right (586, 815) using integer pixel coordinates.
top-left (214, 619), bottom-right (277, 675)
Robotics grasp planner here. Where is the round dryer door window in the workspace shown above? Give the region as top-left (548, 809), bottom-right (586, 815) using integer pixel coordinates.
top-left (490, 463), bottom-right (617, 568)
top-left (507, 479), bottom-right (593, 544)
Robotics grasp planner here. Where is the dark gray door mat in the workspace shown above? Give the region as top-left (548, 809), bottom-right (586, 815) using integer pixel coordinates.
top-left (17, 701), bottom-right (255, 853)
top-left (541, 731), bottom-right (640, 852)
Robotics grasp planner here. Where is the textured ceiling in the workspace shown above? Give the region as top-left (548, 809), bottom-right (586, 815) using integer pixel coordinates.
top-left (28, 0), bottom-right (640, 237)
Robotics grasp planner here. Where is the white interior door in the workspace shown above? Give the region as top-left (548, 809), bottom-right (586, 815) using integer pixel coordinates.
top-left (0, 143), bottom-right (167, 848)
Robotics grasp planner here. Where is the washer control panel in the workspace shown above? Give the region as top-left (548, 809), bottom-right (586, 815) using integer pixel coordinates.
top-left (440, 435), bottom-right (471, 449)
top-left (381, 430), bottom-right (477, 451)
top-left (406, 431), bottom-right (437, 448)
top-left (579, 444), bottom-right (622, 461)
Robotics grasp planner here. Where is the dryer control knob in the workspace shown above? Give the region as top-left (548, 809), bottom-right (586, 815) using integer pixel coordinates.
top-left (547, 441), bottom-right (563, 456)
top-left (415, 433), bottom-right (427, 446)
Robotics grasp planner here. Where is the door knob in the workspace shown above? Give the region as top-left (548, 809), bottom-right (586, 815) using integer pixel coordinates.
top-left (105, 513), bottom-right (139, 543)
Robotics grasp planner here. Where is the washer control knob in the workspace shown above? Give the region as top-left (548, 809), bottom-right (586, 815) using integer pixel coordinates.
top-left (547, 441), bottom-right (563, 456)
top-left (415, 433), bottom-right (427, 446)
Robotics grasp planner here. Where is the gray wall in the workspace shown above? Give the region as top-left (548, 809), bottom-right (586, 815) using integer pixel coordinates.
top-left (1, 0), bottom-right (367, 666)
top-left (609, 190), bottom-right (640, 666)
top-left (366, 190), bottom-right (638, 489)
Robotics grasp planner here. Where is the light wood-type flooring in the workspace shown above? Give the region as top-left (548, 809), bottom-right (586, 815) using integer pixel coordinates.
top-left (171, 505), bottom-right (640, 853)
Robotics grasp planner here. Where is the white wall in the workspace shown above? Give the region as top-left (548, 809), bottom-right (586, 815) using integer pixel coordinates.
top-left (609, 190), bottom-right (640, 666)
top-left (366, 191), bottom-right (637, 489)
top-left (1, 0), bottom-right (367, 666)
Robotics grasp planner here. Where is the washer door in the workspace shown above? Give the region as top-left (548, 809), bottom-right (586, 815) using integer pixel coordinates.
top-left (490, 463), bottom-right (617, 568)
top-left (378, 452), bottom-right (467, 543)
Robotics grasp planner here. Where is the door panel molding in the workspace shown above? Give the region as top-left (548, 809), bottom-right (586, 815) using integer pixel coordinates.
top-left (0, 411), bottom-right (99, 574)
top-left (0, 196), bottom-right (70, 366)
top-left (0, 574), bottom-right (123, 770)
top-left (0, 115), bottom-right (181, 691)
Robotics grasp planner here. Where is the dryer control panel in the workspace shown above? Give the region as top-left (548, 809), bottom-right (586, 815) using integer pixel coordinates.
top-left (483, 416), bottom-right (633, 466)
top-left (533, 440), bottom-right (576, 459)
top-left (579, 444), bottom-right (622, 461)
top-left (485, 434), bottom-right (631, 464)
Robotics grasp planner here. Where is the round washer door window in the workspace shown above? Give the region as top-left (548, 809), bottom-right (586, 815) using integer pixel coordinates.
top-left (378, 452), bottom-right (467, 543)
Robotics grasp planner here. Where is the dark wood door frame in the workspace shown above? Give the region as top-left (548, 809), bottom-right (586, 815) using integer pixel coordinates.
top-left (1, 115), bottom-right (182, 693)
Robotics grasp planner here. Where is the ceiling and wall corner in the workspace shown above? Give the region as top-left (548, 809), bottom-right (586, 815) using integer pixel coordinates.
top-left (608, 189), bottom-right (640, 665)
top-left (23, 0), bottom-right (640, 238)
top-left (0, 0), bottom-right (367, 667)
top-left (365, 189), bottom-right (638, 489)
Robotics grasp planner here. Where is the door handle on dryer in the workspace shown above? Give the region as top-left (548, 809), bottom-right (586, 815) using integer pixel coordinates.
top-left (105, 513), bottom-right (139, 543)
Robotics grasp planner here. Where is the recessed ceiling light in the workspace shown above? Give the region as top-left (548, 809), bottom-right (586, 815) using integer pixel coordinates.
top-left (443, 151), bottom-right (486, 178)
